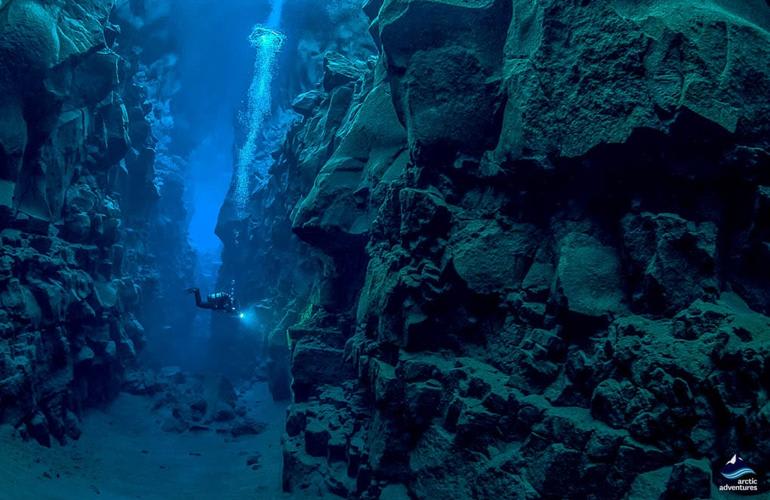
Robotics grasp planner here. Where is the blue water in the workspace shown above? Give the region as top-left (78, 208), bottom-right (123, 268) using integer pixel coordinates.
top-left (167, 0), bottom-right (270, 253)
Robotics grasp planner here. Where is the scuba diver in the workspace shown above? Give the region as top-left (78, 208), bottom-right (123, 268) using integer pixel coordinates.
top-left (186, 286), bottom-right (240, 316)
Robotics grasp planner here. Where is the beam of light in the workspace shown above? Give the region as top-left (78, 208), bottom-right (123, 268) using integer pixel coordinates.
top-left (233, 22), bottom-right (286, 216)
top-left (237, 307), bottom-right (262, 330)
top-left (266, 0), bottom-right (284, 28)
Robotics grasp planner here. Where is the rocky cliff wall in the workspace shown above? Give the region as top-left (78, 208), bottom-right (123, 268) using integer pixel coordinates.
top-left (111, 0), bottom-right (198, 368)
top-left (0, 0), bottom-right (183, 446)
top-left (242, 0), bottom-right (770, 498)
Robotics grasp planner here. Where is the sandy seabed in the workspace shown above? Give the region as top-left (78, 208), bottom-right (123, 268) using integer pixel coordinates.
top-left (0, 382), bottom-right (291, 500)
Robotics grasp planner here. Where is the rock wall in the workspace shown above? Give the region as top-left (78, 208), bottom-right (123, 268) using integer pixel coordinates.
top-left (111, 0), bottom-right (197, 367)
top-left (238, 0), bottom-right (770, 498)
top-left (0, 0), bottom-right (176, 446)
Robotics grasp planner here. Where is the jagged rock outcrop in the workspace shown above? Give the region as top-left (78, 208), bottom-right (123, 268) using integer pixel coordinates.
top-left (123, 366), bottom-right (268, 437)
top-left (0, 0), bottom-right (170, 446)
top-left (247, 0), bottom-right (770, 498)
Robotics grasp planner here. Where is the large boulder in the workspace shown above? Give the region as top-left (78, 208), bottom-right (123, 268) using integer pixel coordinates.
top-left (553, 233), bottom-right (625, 319)
top-left (0, 0), bottom-right (114, 216)
top-left (449, 220), bottom-right (538, 296)
top-left (377, 0), bottom-right (512, 163)
top-left (495, 0), bottom-right (770, 161)
top-left (292, 73), bottom-right (407, 253)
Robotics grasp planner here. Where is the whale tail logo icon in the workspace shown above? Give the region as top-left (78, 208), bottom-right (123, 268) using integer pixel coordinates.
top-left (720, 454), bottom-right (757, 481)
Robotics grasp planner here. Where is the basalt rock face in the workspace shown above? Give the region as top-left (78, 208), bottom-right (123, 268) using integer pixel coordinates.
top-left (112, 0), bottom-right (197, 367)
top-left (264, 0), bottom-right (770, 498)
top-left (0, 0), bottom-right (163, 446)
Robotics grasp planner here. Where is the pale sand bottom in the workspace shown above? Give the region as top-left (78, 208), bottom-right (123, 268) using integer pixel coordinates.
top-left (0, 382), bottom-right (294, 500)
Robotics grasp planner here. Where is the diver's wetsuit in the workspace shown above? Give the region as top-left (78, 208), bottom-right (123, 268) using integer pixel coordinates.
top-left (187, 288), bottom-right (238, 314)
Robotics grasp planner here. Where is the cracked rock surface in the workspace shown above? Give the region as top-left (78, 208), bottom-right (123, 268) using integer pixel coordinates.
top-left (0, 0), bottom-right (190, 447)
top-left (223, 0), bottom-right (770, 498)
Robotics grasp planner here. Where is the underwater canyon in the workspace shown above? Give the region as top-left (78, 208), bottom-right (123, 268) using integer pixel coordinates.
top-left (1, 0), bottom-right (770, 498)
